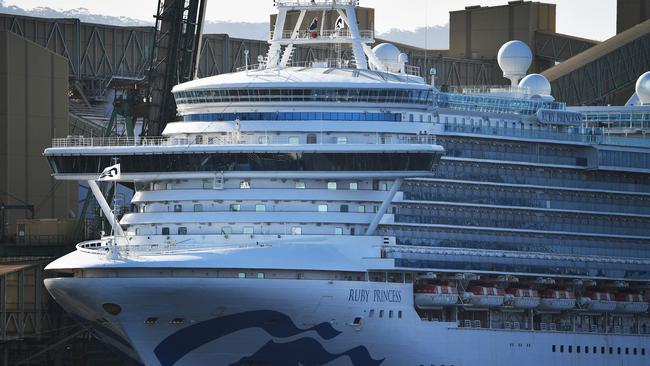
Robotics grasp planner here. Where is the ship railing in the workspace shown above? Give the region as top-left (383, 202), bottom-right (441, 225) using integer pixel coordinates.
top-left (76, 240), bottom-right (275, 256)
top-left (236, 58), bottom-right (358, 72)
top-left (51, 134), bottom-right (438, 148)
top-left (269, 29), bottom-right (373, 41)
top-left (276, 0), bottom-right (356, 6)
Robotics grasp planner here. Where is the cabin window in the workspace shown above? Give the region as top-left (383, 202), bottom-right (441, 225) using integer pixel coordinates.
top-left (552, 345), bottom-right (556, 352)
top-left (307, 134), bottom-right (317, 144)
top-left (193, 204), bottom-right (203, 212)
top-left (357, 205), bottom-right (366, 213)
top-left (238, 273), bottom-right (246, 278)
top-left (327, 182), bottom-right (337, 190)
top-left (398, 310), bottom-right (402, 319)
top-left (174, 204), bottom-right (182, 212)
top-left (369, 309), bottom-right (375, 317)
top-left (389, 310), bottom-right (393, 318)
top-left (379, 310), bottom-right (384, 318)
top-left (240, 180), bottom-right (251, 189)
top-left (336, 136), bottom-right (348, 144)
top-left (230, 204), bottom-right (241, 211)
top-left (617, 347), bottom-right (621, 355)
top-left (195, 135), bottom-right (203, 144)
top-left (379, 182), bottom-right (389, 191)
top-left (340, 204), bottom-right (349, 212)
top-left (258, 136), bottom-right (270, 144)
top-left (288, 136), bottom-right (300, 144)
top-left (257, 272), bottom-right (265, 279)
top-left (352, 317), bottom-right (362, 326)
top-left (335, 227), bottom-right (343, 235)
top-left (291, 226), bottom-right (302, 235)
top-left (243, 226), bottom-right (254, 234)
top-left (178, 227), bottom-right (187, 235)
top-left (318, 204), bottom-right (328, 212)
top-left (162, 227), bottom-right (170, 235)
top-left (255, 204), bottom-right (266, 212)
top-left (349, 182), bottom-right (358, 190)
top-left (560, 345), bottom-right (564, 353)
top-left (221, 226), bottom-right (232, 234)
top-left (295, 182), bottom-right (306, 189)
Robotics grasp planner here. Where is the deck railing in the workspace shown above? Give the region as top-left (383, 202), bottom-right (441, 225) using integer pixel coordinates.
top-left (51, 134), bottom-right (437, 148)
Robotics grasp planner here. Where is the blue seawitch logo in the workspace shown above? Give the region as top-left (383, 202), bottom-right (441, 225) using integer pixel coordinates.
top-left (154, 310), bottom-right (384, 366)
top-left (231, 337), bottom-right (384, 366)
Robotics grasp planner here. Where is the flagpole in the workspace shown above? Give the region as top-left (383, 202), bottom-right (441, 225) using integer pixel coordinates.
top-left (111, 157), bottom-right (119, 241)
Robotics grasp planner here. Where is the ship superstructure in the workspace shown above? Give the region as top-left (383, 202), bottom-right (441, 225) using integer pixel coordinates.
top-left (42, 1), bottom-right (649, 365)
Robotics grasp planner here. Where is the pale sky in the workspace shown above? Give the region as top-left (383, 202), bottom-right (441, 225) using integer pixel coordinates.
top-left (7, 0), bottom-right (617, 41)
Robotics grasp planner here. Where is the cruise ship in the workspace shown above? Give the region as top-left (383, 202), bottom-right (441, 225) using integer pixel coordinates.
top-left (43, 1), bottom-right (650, 365)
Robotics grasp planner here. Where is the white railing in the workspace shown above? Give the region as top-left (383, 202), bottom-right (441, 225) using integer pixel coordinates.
top-left (237, 58), bottom-right (357, 72)
top-left (276, 0), bottom-right (356, 6)
top-left (51, 134), bottom-right (438, 148)
top-left (76, 239), bottom-right (270, 256)
top-left (270, 29), bottom-right (373, 41)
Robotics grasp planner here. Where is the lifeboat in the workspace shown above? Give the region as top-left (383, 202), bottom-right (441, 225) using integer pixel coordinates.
top-left (505, 288), bottom-right (540, 309)
top-left (539, 290), bottom-right (576, 310)
top-left (414, 285), bottom-right (458, 308)
top-left (579, 291), bottom-right (617, 312)
top-left (464, 286), bottom-right (505, 307)
top-left (614, 293), bottom-right (649, 313)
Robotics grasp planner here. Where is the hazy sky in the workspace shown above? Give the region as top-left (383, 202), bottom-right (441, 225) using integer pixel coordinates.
top-left (8, 0), bottom-right (617, 41)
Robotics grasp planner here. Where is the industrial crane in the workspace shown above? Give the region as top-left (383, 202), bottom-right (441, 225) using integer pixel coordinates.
top-left (144, 0), bottom-right (207, 136)
top-left (75, 0), bottom-right (207, 240)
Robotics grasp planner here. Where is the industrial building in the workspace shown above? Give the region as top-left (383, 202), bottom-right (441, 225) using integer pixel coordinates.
top-left (0, 31), bottom-right (77, 241)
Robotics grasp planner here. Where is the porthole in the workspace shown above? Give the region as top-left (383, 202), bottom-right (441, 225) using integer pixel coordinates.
top-left (102, 303), bottom-right (122, 316)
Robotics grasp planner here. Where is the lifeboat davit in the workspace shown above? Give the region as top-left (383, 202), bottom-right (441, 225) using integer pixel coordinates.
top-left (464, 286), bottom-right (505, 307)
top-left (579, 291), bottom-right (617, 312)
top-left (414, 285), bottom-right (458, 308)
top-left (539, 290), bottom-right (576, 310)
top-left (505, 288), bottom-right (540, 309)
top-left (614, 293), bottom-right (649, 313)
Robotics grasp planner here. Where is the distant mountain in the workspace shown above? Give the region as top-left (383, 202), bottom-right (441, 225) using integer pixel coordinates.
top-left (202, 21), bottom-right (269, 40)
top-left (0, 2), bottom-right (450, 48)
top-left (378, 25), bottom-right (449, 49)
top-left (0, 3), bottom-right (151, 26)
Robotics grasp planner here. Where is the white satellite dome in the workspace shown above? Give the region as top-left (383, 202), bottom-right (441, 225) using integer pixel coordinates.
top-left (372, 43), bottom-right (401, 72)
top-left (519, 73), bottom-right (552, 96)
top-left (497, 40), bottom-right (533, 86)
top-left (635, 71), bottom-right (650, 105)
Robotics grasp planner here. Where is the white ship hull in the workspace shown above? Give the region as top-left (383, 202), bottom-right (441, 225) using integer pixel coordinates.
top-left (46, 275), bottom-right (650, 366)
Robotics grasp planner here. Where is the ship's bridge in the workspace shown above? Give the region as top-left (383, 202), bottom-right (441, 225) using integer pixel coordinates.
top-left (172, 66), bottom-right (431, 113)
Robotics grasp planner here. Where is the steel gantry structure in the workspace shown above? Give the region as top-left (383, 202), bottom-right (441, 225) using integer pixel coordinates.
top-left (543, 20), bottom-right (650, 106)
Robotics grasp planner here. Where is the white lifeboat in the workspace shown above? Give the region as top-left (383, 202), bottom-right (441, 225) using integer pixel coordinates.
top-left (464, 286), bottom-right (505, 307)
top-left (414, 284), bottom-right (458, 308)
top-left (505, 288), bottom-right (540, 309)
top-left (539, 290), bottom-right (576, 310)
top-left (614, 293), bottom-right (649, 313)
top-left (579, 291), bottom-right (617, 312)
